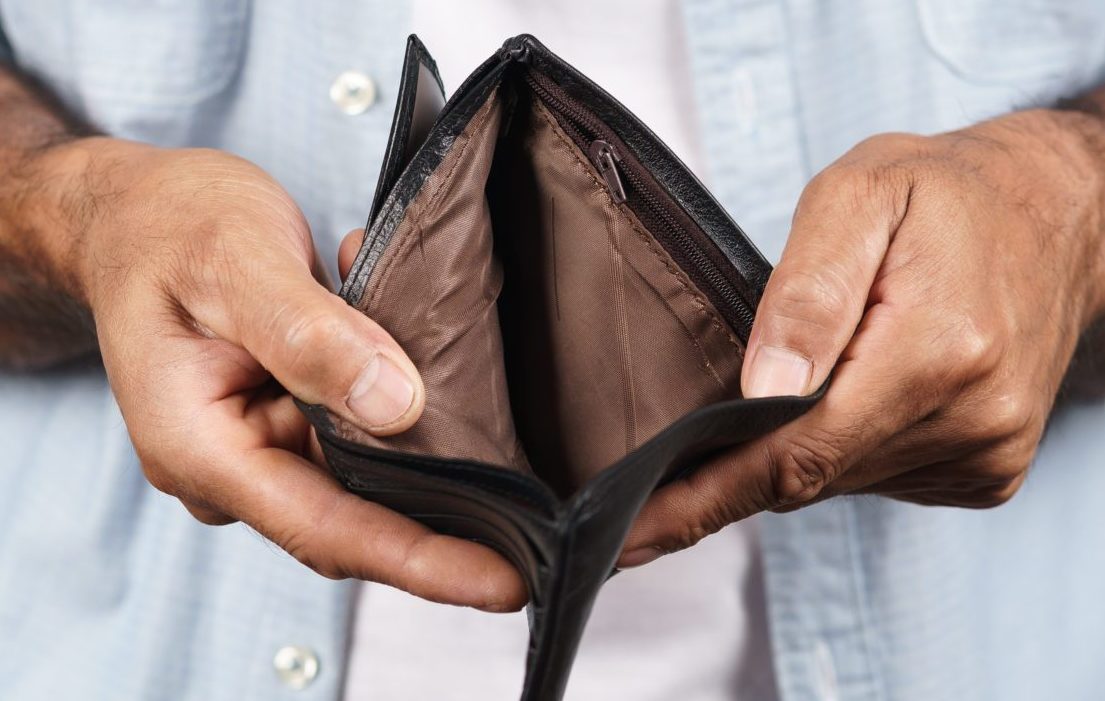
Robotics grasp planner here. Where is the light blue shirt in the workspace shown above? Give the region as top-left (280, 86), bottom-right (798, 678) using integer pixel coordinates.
top-left (2, 2), bottom-right (1105, 700)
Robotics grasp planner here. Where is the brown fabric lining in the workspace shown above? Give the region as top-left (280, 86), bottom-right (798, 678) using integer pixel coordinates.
top-left (334, 86), bottom-right (745, 492)
top-left (491, 99), bottom-right (743, 489)
top-left (333, 90), bottom-right (530, 471)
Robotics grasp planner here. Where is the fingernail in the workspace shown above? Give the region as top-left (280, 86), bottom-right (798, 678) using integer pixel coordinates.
top-left (744, 345), bottom-right (813, 398)
top-left (347, 354), bottom-right (416, 428)
top-left (618, 546), bottom-right (664, 569)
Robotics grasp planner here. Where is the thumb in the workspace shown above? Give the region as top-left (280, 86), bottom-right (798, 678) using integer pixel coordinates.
top-left (742, 163), bottom-right (910, 398)
top-left (338, 227), bottom-right (363, 281)
top-left (190, 242), bottom-right (425, 436)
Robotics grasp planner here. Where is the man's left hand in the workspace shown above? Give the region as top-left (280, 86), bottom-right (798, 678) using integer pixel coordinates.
top-left (620, 107), bottom-right (1105, 566)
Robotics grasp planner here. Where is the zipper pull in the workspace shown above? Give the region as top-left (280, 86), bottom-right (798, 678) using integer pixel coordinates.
top-left (588, 140), bottom-right (627, 204)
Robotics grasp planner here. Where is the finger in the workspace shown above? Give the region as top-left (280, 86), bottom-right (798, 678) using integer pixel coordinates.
top-left (848, 464), bottom-right (992, 497)
top-left (622, 297), bottom-right (956, 560)
top-left (181, 500), bottom-right (237, 526)
top-left (338, 228), bottom-right (364, 281)
top-left (888, 472), bottom-right (1024, 509)
top-left (183, 243), bottom-right (425, 436)
top-left (850, 445), bottom-right (1029, 503)
top-left (742, 150), bottom-right (914, 398)
top-left (165, 442), bottom-right (528, 610)
top-left (818, 412), bottom-right (973, 494)
top-left (827, 381), bottom-right (1029, 494)
top-left (225, 451), bottom-right (527, 610)
top-left (107, 275), bottom-right (516, 608)
top-left (171, 389), bottom-right (527, 611)
top-left (618, 441), bottom-right (772, 567)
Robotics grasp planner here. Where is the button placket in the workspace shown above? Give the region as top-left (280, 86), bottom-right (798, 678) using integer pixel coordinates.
top-left (683, 0), bottom-right (811, 263)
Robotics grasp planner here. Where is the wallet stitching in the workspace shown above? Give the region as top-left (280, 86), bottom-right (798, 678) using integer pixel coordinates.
top-left (624, 263), bottom-right (728, 389)
top-left (532, 104), bottom-right (746, 360)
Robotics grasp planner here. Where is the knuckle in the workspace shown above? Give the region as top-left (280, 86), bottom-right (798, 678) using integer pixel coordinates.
top-left (806, 158), bottom-right (906, 212)
top-left (836, 164), bottom-right (886, 203)
top-left (965, 443), bottom-right (1033, 487)
top-left (141, 467), bottom-right (175, 497)
top-left (988, 440), bottom-right (1036, 481)
top-left (768, 268), bottom-right (857, 337)
top-left (667, 521), bottom-right (718, 553)
top-left (190, 513), bottom-right (223, 526)
top-left (853, 131), bottom-right (925, 154)
top-left (137, 456), bottom-right (177, 496)
top-left (939, 315), bottom-right (1003, 383)
top-left (282, 528), bottom-right (346, 580)
top-left (987, 459), bottom-right (1029, 486)
top-left (771, 434), bottom-right (845, 505)
top-left (802, 164), bottom-right (872, 212)
top-left (992, 475), bottom-right (1026, 504)
top-left (278, 306), bottom-right (346, 374)
top-left (183, 503), bottom-right (235, 526)
top-left (275, 492), bottom-right (354, 581)
top-left (800, 167), bottom-right (839, 204)
top-left (657, 459), bottom-right (772, 554)
top-left (396, 535), bottom-right (440, 596)
top-left (969, 476), bottom-right (1024, 508)
top-left (978, 392), bottom-right (1038, 444)
top-left (308, 563), bottom-right (347, 581)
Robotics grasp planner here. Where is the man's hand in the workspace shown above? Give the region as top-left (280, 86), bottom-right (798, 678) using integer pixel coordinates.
top-left (29, 137), bottom-right (526, 610)
top-left (621, 107), bottom-right (1105, 566)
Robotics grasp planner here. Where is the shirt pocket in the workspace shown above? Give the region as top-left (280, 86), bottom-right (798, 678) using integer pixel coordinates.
top-left (917, 0), bottom-right (1105, 87)
top-left (72, 0), bottom-right (248, 109)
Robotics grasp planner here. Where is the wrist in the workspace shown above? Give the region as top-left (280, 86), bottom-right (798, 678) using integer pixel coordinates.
top-left (20, 136), bottom-right (158, 307)
top-left (1043, 107), bottom-right (1105, 325)
top-left (1011, 107), bottom-right (1105, 328)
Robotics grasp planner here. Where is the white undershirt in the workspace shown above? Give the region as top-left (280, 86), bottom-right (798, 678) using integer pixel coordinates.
top-left (343, 3), bottom-right (776, 699)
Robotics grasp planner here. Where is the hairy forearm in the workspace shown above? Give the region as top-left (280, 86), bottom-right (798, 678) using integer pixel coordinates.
top-left (1055, 85), bottom-right (1105, 224)
top-left (1051, 85), bottom-right (1105, 400)
top-left (0, 66), bottom-right (97, 368)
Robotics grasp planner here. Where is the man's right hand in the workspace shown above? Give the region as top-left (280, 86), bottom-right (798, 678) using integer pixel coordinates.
top-left (35, 137), bottom-right (526, 611)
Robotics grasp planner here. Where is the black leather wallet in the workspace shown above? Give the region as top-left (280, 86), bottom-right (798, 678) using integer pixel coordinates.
top-left (299, 34), bottom-right (823, 701)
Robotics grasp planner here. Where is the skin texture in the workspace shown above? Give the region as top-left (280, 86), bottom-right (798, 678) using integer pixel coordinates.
top-left (5, 62), bottom-right (1105, 597)
top-left (0, 68), bottom-right (526, 612)
top-left (619, 103), bottom-right (1105, 567)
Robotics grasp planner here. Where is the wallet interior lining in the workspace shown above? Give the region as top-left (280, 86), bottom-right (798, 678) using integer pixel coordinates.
top-left (335, 81), bottom-right (746, 494)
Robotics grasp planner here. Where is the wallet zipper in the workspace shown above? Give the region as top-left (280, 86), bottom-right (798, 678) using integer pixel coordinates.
top-left (523, 71), bottom-right (757, 335)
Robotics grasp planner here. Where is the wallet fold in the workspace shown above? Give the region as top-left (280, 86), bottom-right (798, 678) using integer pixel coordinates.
top-left (299, 34), bottom-right (825, 701)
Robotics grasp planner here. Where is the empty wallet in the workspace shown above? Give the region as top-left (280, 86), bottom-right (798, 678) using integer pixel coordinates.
top-left (298, 34), bottom-right (824, 701)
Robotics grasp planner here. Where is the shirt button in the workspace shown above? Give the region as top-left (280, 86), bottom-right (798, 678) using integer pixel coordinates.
top-left (273, 645), bottom-right (320, 690)
top-left (330, 70), bottom-right (377, 115)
